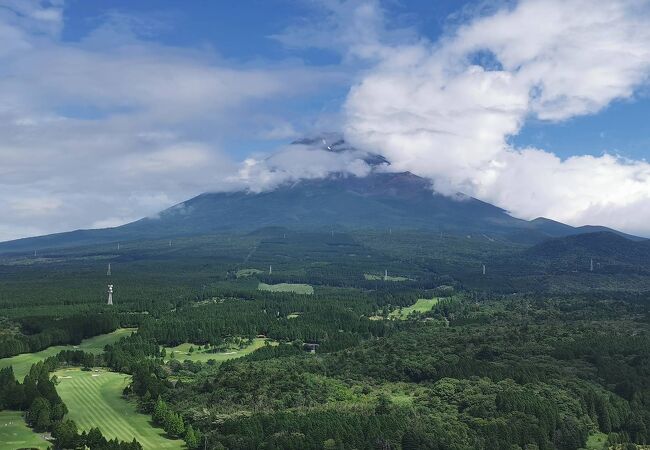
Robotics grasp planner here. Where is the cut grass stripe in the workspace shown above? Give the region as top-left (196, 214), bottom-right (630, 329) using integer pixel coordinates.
top-left (71, 376), bottom-right (147, 445)
top-left (66, 376), bottom-right (155, 447)
top-left (55, 368), bottom-right (183, 449)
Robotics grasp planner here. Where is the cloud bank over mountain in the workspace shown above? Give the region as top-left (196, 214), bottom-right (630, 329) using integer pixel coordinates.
top-left (235, 144), bottom-right (374, 193)
top-left (343, 0), bottom-right (650, 236)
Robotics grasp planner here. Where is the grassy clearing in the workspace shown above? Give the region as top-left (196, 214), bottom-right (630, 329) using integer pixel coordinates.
top-left (582, 432), bottom-right (607, 450)
top-left (165, 338), bottom-right (275, 363)
top-left (364, 273), bottom-right (410, 281)
top-left (0, 411), bottom-right (50, 450)
top-left (55, 368), bottom-right (183, 449)
top-left (258, 282), bottom-right (314, 295)
top-left (0, 328), bottom-right (136, 381)
top-left (389, 298), bottom-right (439, 320)
top-left (236, 268), bottom-right (263, 278)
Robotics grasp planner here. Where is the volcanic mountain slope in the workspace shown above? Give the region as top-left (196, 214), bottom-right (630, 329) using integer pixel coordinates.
top-left (0, 137), bottom-right (640, 253)
top-left (121, 171), bottom-right (526, 235)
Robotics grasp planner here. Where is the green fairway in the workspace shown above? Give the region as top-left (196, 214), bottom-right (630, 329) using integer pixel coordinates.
top-left (55, 368), bottom-right (184, 449)
top-left (236, 268), bottom-right (263, 278)
top-left (258, 282), bottom-right (314, 294)
top-left (390, 298), bottom-right (439, 319)
top-left (0, 328), bottom-right (136, 381)
top-left (165, 338), bottom-right (275, 363)
top-left (0, 411), bottom-right (50, 450)
top-left (364, 273), bottom-right (410, 281)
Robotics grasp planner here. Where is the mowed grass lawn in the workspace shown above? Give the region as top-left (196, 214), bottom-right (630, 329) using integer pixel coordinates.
top-left (55, 368), bottom-right (184, 449)
top-left (390, 298), bottom-right (439, 320)
top-left (258, 282), bottom-right (314, 295)
top-left (165, 338), bottom-right (275, 363)
top-left (0, 328), bottom-right (136, 381)
top-left (364, 273), bottom-right (410, 281)
top-left (0, 411), bottom-right (49, 450)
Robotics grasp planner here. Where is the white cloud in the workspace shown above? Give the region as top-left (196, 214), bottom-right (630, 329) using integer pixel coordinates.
top-left (344, 0), bottom-right (650, 234)
top-left (260, 122), bottom-right (300, 140)
top-left (270, 0), bottom-right (397, 61)
top-left (0, 0), bottom-right (63, 39)
top-left (234, 144), bottom-right (372, 192)
top-left (118, 145), bottom-right (216, 175)
top-left (9, 196), bottom-right (63, 217)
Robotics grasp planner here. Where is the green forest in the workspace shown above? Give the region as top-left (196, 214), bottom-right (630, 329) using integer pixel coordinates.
top-left (0, 229), bottom-right (649, 449)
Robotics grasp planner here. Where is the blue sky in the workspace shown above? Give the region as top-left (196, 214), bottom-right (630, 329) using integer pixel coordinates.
top-left (56, 0), bottom-right (468, 158)
top-left (60, 0), bottom-right (457, 60)
top-left (56, 0), bottom-right (650, 159)
top-left (1, 0), bottom-right (650, 240)
top-left (61, 1), bottom-right (321, 60)
top-left (514, 97), bottom-right (650, 160)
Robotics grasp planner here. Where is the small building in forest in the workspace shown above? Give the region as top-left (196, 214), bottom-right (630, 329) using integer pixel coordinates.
top-left (303, 343), bottom-right (319, 353)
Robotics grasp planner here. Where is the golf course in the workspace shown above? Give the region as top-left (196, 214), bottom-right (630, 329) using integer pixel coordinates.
top-left (165, 338), bottom-right (275, 363)
top-left (0, 328), bottom-right (136, 381)
top-left (54, 368), bottom-right (184, 449)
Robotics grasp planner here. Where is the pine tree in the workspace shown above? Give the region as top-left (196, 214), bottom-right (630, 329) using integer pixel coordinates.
top-left (27, 397), bottom-right (52, 432)
top-left (52, 419), bottom-right (78, 449)
top-left (165, 412), bottom-right (185, 437)
top-left (51, 401), bottom-right (68, 421)
top-left (184, 424), bottom-right (200, 449)
top-left (152, 396), bottom-right (168, 425)
top-left (85, 427), bottom-right (106, 448)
